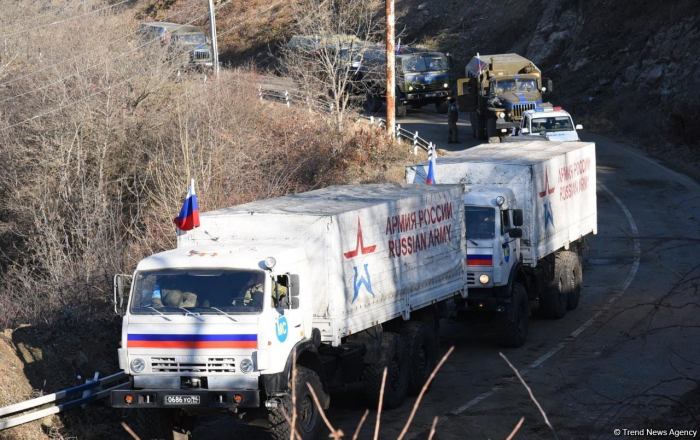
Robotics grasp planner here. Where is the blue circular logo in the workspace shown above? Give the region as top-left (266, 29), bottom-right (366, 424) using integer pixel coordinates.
top-left (276, 316), bottom-right (288, 343)
top-left (504, 243), bottom-right (511, 263)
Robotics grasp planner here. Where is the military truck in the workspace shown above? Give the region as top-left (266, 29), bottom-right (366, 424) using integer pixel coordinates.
top-left (363, 47), bottom-right (455, 117)
top-left (457, 54), bottom-right (553, 142)
top-left (138, 22), bottom-right (213, 68)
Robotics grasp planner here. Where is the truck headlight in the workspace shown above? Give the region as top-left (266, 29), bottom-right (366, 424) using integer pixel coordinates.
top-left (130, 358), bottom-right (146, 373)
top-left (498, 112), bottom-right (506, 119)
top-left (479, 274), bottom-right (490, 285)
top-left (443, 83), bottom-right (449, 88)
top-left (408, 86), bottom-right (413, 91)
top-left (240, 358), bottom-right (254, 373)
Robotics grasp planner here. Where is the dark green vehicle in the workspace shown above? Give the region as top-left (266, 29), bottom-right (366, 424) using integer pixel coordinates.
top-left (138, 22), bottom-right (213, 68)
top-left (457, 53), bottom-right (553, 142)
top-left (363, 48), bottom-right (455, 117)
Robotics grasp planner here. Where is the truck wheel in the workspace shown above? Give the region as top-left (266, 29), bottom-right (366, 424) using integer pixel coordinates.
top-left (475, 113), bottom-right (487, 140)
top-left (496, 283), bottom-right (530, 347)
top-left (400, 321), bottom-right (438, 395)
top-left (411, 103), bottom-right (423, 109)
top-left (540, 252), bottom-right (573, 319)
top-left (268, 367), bottom-right (327, 440)
top-left (436, 99), bottom-right (449, 114)
top-left (487, 119), bottom-right (500, 143)
top-left (567, 252), bottom-right (583, 310)
top-left (396, 105), bottom-right (407, 118)
top-left (363, 332), bottom-right (409, 409)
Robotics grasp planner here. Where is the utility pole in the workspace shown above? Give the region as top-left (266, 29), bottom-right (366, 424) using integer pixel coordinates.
top-left (385, 0), bottom-right (395, 137)
top-left (207, 0), bottom-right (220, 76)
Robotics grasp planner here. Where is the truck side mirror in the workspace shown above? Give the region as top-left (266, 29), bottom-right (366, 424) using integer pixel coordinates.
top-left (508, 228), bottom-right (523, 238)
top-left (575, 124), bottom-right (583, 130)
top-left (113, 274), bottom-right (132, 316)
top-left (512, 209), bottom-right (524, 226)
top-left (280, 274), bottom-right (300, 310)
top-left (446, 54), bottom-right (454, 69)
top-left (546, 78), bottom-right (554, 93)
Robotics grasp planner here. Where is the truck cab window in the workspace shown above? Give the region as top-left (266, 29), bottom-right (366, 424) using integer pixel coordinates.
top-left (465, 207), bottom-right (496, 239)
top-left (273, 275), bottom-right (289, 308)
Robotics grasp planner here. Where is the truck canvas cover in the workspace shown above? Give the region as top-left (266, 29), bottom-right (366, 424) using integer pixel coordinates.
top-left (406, 142), bottom-right (597, 265)
top-left (178, 184), bottom-right (466, 345)
top-left (465, 53), bottom-right (538, 77)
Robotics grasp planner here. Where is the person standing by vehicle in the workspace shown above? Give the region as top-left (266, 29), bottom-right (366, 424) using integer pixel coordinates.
top-left (447, 97), bottom-right (460, 144)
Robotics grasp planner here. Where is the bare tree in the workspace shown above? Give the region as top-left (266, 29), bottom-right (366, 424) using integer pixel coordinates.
top-left (279, 0), bottom-right (384, 131)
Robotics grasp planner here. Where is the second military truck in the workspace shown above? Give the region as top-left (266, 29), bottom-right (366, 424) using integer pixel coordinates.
top-left (457, 53), bottom-right (553, 142)
top-left (112, 184), bottom-right (467, 440)
top-left (407, 141), bottom-right (597, 347)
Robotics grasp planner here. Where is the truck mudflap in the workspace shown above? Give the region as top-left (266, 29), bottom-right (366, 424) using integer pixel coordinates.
top-left (111, 389), bottom-right (260, 409)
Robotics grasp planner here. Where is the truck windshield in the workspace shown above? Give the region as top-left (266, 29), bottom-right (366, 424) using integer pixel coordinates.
top-left (531, 116), bottom-right (574, 133)
top-left (402, 55), bottom-right (447, 73)
top-left (176, 34), bottom-right (207, 44)
top-left (465, 207), bottom-right (496, 239)
top-left (130, 269), bottom-right (265, 314)
top-left (492, 78), bottom-right (538, 94)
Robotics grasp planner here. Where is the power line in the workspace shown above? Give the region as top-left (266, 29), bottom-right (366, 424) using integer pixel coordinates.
top-left (0, 2), bottom-right (203, 89)
top-left (2, 3), bottom-right (74, 30)
top-left (1, 0), bottom-right (130, 39)
top-left (218, 1), bottom-right (285, 38)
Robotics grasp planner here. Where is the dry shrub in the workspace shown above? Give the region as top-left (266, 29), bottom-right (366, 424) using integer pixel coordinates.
top-left (0, 1), bottom-right (401, 328)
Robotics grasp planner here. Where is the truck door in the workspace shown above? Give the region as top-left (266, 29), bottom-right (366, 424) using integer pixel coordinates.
top-left (500, 209), bottom-right (516, 276)
top-left (271, 274), bottom-right (304, 351)
top-left (457, 78), bottom-right (477, 111)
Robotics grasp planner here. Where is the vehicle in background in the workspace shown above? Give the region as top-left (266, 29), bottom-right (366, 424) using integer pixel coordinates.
top-left (137, 22), bottom-right (213, 68)
top-left (456, 53), bottom-right (553, 142)
top-left (406, 141), bottom-right (597, 347)
top-left (362, 47), bottom-right (455, 117)
top-left (519, 107), bottom-right (584, 142)
top-left (111, 184), bottom-right (468, 440)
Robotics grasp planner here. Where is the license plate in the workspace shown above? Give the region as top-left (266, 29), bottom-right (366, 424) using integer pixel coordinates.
top-left (426, 93), bottom-right (436, 97)
top-left (165, 395), bottom-right (201, 405)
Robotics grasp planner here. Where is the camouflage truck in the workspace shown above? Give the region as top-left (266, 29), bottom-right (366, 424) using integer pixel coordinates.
top-left (138, 22), bottom-right (213, 68)
top-left (457, 54), bottom-right (553, 142)
top-left (363, 48), bottom-right (455, 117)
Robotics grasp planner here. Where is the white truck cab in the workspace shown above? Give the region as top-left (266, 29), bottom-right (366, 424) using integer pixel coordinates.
top-left (519, 107), bottom-right (583, 142)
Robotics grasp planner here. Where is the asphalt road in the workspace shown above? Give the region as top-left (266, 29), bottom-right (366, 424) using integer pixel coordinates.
top-left (197, 106), bottom-right (700, 439)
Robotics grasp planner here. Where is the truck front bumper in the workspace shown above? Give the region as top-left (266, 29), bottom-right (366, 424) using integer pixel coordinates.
top-left (458, 288), bottom-right (506, 312)
top-left (496, 118), bottom-right (519, 130)
top-left (406, 90), bottom-right (451, 102)
top-left (111, 388), bottom-right (260, 409)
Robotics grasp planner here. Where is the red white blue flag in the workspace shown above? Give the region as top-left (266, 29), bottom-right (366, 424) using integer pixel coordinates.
top-left (477, 52), bottom-right (482, 73)
top-left (396, 38), bottom-right (402, 54)
top-left (173, 179), bottom-right (200, 231)
top-left (426, 145), bottom-right (437, 184)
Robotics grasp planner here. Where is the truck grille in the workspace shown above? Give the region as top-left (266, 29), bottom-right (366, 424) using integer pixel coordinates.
top-left (510, 103), bottom-right (536, 119)
top-left (151, 357), bottom-right (236, 373)
top-left (190, 50), bottom-right (211, 61)
top-left (466, 273), bottom-right (476, 285)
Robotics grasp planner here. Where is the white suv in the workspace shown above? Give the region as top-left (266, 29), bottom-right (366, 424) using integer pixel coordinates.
top-left (519, 107), bottom-right (583, 141)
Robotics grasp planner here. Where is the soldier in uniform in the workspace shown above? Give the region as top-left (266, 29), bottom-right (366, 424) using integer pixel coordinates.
top-left (447, 97), bottom-right (460, 144)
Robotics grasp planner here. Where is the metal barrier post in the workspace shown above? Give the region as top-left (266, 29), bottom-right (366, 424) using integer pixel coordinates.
top-left (370, 116), bottom-right (375, 125)
top-left (413, 131), bottom-right (419, 155)
top-left (285, 91), bottom-right (290, 107)
top-left (259, 85), bottom-right (262, 100)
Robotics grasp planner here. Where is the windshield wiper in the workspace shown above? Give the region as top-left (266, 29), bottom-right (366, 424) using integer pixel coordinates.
top-left (179, 307), bottom-right (201, 317)
top-left (210, 307), bottom-right (237, 321)
top-left (466, 237), bottom-right (479, 246)
top-left (144, 305), bottom-right (171, 321)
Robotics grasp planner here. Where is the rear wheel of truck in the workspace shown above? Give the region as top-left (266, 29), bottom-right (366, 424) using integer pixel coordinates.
top-left (436, 99), bottom-right (449, 114)
top-left (487, 118), bottom-right (500, 143)
top-left (400, 321), bottom-right (439, 395)
top-left (566, 252), bottom-right (583, 310)
top-left (365, 93), bottom-right (383, 113)
top-left (396, 104), bottom-right (407, 117)
top-left (268, 367), bottom-right (327, 440)
top-left (540, 252), bottom-right (573, 319)
top-left (363, 332), bottom-right (409, 409)
top-left (496, 283), bottom-right (530, 347)
top-left (411, 103), bottom-right (423, 109)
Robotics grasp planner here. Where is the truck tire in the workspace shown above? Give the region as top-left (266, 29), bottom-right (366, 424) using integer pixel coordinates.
top-left (475, 113), bottom-right (487, 140)
top-left (470, 112), bottom-right (477, 137)
top-left (365, 93), bottom-right (382, 113)
top-left (436, 99), bottom-right (449, 114)
top-left (411, 103), bottom-right (423, 109)
top-left (567, 252), bottom-right (583, 310)
top-left (396, 104), bottom-right (407, 118)
top-left (268, 367), bottom-right (327, 440)
top-left (487, 118), bottom-right (500, 143)
top-left (496, 283), bottom-right (530, 347)
top-left (400, 321), bottom-right (438, 395)
top-left (540, 252), bottom-right (573, 319)
top-left (363, 332), bottom-right (409, 409)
